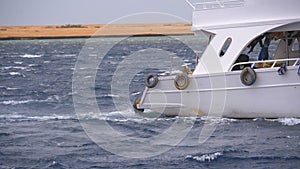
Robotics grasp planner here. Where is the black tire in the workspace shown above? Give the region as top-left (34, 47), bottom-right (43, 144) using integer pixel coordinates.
top-left (174, 73), bottom-right (190, 90)
top-left (133, 97), bottom-right (144, 112)
top-left (145, 73), bottom-right (158, 88)
top-left (240, 67), bottom-right (257, 86)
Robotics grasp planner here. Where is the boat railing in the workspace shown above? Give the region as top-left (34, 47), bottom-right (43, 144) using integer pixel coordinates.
top-left (185, 0), bottom-right (245, 11)
top-left (229, 58), bottom-right (300, 71)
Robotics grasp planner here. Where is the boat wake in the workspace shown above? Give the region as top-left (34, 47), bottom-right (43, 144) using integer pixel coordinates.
top-left (1, 108), bottom-right (300, 126)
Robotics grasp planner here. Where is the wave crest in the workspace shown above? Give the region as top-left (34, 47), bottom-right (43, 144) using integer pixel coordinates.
top-left (185, 152), bottom-right (223, 162)
top-left (267, 118), bottom-right (300, 126)
top-left (20, 54), bottom-right (42, 58)
top-left (0, 114), bottom-right (76, 122)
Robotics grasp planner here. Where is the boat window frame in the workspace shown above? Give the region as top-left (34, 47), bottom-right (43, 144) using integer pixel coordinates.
top-left (219, 37), bottom-right (232, 57)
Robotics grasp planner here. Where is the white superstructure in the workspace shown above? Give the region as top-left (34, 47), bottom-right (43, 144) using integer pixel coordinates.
top-left (135, 0), bottom-right (300, 118)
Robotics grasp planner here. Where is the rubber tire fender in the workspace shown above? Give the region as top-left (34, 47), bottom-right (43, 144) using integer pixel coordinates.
top-left (145, 73), bottom-right (158, 88)
top-left (133, 97), bottom-right (144, 112)
top-left (240, 67), bottom-right (257, 86)
top-left (174, 73), bottom-right (190, 90)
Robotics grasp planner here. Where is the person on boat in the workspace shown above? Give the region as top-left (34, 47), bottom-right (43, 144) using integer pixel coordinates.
top-left (247, 35), bottom-right (264, 54)
top-left (247, 32), bottom-right (283, 55)
top-left (258, 33), bottom-right (271, 60)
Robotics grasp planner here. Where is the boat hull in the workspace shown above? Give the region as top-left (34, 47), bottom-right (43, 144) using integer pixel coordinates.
top-left (138, 67), bottom-right (300, 118)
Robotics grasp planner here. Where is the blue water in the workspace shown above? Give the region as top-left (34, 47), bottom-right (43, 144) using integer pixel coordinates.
top-left (0, 36), bottom-right (300, 168)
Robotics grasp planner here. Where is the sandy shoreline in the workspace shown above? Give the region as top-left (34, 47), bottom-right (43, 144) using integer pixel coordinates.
top-left (0, 23), bottom-right (193, 40)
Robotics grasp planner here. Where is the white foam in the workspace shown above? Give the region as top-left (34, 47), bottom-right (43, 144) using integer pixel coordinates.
top-left (76, 110), bottom-right (163, 123)
top-left (27, 114), bottom-right (75, 121)
top-left (77, 112), bottom-right (107, 121)
top-left (131, 91), bottom-right (141, 96)
top-left (200, 116), bottom-right (237, 124)
top-left (158, 72), bottom-right (168, 76)
top-left (3, 66), bottom-right (26, 70)
top-left (98, 94), bottom-right (120, 98)
top-left (160, 70), bottom-right (182, 76)
top-left (107, 109), bottom-right (136, 118)
top-left (20, 54), bottom-right (42, 58)
top-left (2, 99), bottom-right (34, 105)
top-left (0, 113), bottom-right (75, 121)
top-left (1, 96), bottom-right (57, 105)
top-left (0, 114), bottom-right (25, 119)
top-left (267, 118), bottom-right (300, 126)
top-left (14, 61), bottom-right (23, 65)
top-left (9, 72), bottom-right (21, 76)
top-left (84, 76), bottom-right (92, 79)
top-left (63, 54), bottom-right (76, 57)
top-left (6, 87), bottom-right (19, 90)
top-left (77, 110), bottom-right (135, 121)
top-left (186, 152), bottom-right (223, 162)
top-left (28, 64), bottom-right (39, 67)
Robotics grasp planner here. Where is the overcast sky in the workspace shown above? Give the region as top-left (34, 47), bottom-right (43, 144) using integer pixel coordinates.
top-left (0, 0), bottom-right (193, 26)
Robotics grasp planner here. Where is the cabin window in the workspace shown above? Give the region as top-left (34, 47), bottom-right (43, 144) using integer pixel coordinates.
top-left (219, 37), bottom-right (232, 57)
top-left (292, 38), bottom-right (299, 52)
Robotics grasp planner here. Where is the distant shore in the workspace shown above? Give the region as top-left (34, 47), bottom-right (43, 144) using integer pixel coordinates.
top-left (0, 23), bottom-right (193, 40)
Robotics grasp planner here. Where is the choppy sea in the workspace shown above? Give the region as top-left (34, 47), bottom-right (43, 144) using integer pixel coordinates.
top-left (0, 36), bottom-right (300, 168)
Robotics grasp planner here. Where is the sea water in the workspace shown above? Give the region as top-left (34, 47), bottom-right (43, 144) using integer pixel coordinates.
top-left (0, 36), bottom-right (299, 168)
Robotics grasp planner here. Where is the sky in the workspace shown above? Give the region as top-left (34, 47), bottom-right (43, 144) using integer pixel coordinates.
top-left (0, 0), bottom-right (193, 26)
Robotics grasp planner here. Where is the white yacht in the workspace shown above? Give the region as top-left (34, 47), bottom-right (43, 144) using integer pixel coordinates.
top-left (134, 0), bottom-right (300, 118)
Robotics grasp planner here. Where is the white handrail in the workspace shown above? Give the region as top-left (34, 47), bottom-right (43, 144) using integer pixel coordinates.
top-left (185, 0), bottom-right (196, 10)
top-left (193, 0), bottom-right (243, 5)
top-left (229, 58), bottom-right (300, 71)
top-left (185, 0), bottom-right (244, 11)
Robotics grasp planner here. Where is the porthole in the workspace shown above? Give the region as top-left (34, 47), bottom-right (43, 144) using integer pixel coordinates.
top-left (219, 37), bottom-right (232, 57)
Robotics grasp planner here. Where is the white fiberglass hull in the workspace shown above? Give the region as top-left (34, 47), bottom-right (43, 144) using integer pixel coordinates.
top-left (138, 67), bottom-right (300, 118)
